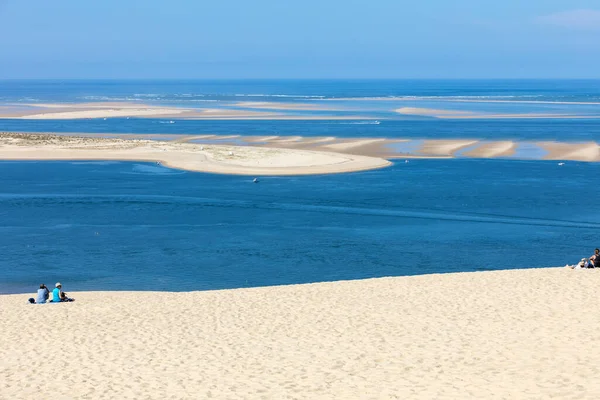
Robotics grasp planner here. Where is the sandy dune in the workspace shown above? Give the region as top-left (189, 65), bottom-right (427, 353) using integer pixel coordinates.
top-left (2, 268), bottom-right (600, 399)
top-left (0, 133), bottom-right (391, 176)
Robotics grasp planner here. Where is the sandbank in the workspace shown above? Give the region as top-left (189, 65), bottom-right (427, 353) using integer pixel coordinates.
top-left (21, 108), bottom-right (188, 119)
top-left (324, 97), bottom-right (600, 106)
top-left (0, 133), bottom-right (391, 176)
top-left (462, 141), bottom-right (516, 158)
top-left (420, 139), bottom-right (478, 157)
top-left (395, 107), bottom-right (599, 119)
top-left (2, 268), bottom-right (600, 399)
top-left (3, 132), bottom-right (600, 163)
top-left (321, 138), bottom-right (388, 152)
top-left (539, 141), bottom-right (600, 162)
top-left (234, 101), bottom-right (341, 111)
top-left (0, 102), bottom-right (372, 120)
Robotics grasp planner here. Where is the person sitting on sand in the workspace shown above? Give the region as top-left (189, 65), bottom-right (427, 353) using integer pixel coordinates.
top-left (591, 249), bottom-right (600, 268)
top-left (36, 284), bottom-right (50, 304)
top-left (52, 282), bottom-right (62, 302)
top-left (51, 282), bottom-right (74, 302)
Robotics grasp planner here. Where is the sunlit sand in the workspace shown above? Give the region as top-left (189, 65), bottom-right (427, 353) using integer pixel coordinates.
top-left (2, 268), bottom-right (600, 399)
top-left (0, 133), bottom-right (391, 175)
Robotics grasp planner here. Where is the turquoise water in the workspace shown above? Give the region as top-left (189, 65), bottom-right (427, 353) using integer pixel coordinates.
top-left (1, 80), bottom-right (599, 294)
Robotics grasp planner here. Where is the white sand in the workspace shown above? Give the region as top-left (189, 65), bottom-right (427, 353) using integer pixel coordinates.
top-left (0, 102), bottom-right (369, 120)
top-left (2, 268), bottom-right (600, 399)
top-left (0, 133), bottom-right (391, 176)
top-left (20, 108), bottom-right (188, 119)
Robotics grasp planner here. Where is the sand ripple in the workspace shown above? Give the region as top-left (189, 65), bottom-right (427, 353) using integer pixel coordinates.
top-left (2, 268), bottom-right (600, 399)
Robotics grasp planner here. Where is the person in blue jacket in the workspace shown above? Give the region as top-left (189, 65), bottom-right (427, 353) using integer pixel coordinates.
top-left (52, 282), bottom-right (63, 302)
top-left (36, 284), bottom-right (50, 303)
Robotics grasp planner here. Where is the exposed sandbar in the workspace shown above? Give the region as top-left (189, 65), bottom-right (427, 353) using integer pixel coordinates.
top-left (0, 133), bottom-right (391, 176)
top-left (0, 102), bottom-right (372, 120)
top-left (234, 101), bottom-right (342, 111)
top-left (3, 132), bottom-right (600, 163)
top-left (395, 107), bottom-right (599, 119)
top-left (2, 268), bottom-right (600, 399)
top-left (324, 97), bottom-right (600, 106)
top-left (462, 141), bottom-right (516, 158)
top-left (539, 141), bottom-right (600, 162)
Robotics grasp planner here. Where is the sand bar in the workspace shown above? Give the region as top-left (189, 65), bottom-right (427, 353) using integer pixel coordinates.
top-left (539, 141), bottom-right (600, 162)
top-left (420, 139), bottom-right (478, 157)
top-left (324, 97), bottom-right (600, 105)
top-left (2, 268), bottom-right (600, 399)
top-left (462, 141), bottom-right (516, 158)
top-left (395, 107), bottom-right (600, 119)
top-left (0, 102), bottom-right (373, 120)
top-left (234, 101), bottom-right (341, 111)
top-left (0, 133), bottom-right (391, 176)
top-left (2, 132), bottom-right (600, 163)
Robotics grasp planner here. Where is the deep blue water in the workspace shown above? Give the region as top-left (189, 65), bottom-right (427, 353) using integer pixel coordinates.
top-left (1, 80), bottom-right (600, 294)
top-left (1, 159), bottom-right (599, 294)
top-left (3, 79), bottom-right (600, 102)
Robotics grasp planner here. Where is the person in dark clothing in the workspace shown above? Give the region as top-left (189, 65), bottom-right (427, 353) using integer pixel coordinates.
top-left (591, 249), bottom-right (600, 268)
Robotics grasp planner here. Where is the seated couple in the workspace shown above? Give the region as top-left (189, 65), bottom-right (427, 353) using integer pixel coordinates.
top-left (571, 249), bottom-right (600, 269)
top-left (30, 282), bottom-right (74, 304)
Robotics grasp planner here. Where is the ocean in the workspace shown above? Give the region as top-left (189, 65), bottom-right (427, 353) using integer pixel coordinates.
top-left (1, 80), bottom-right (599, 294)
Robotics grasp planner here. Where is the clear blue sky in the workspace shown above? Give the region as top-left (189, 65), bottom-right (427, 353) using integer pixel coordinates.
top-left (1, 0), bottom-right (599, 79)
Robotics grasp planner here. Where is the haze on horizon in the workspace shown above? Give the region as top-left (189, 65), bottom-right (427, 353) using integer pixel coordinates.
top-left (0, 0), bottom-right (599, 79)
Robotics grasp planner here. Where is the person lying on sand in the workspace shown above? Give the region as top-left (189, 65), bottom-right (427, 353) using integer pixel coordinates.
top-left (568, 255), bottom-right (597, 269)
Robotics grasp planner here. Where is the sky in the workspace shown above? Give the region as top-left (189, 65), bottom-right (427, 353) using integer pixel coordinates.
top-left (0, 0), bottom-right (599, 79)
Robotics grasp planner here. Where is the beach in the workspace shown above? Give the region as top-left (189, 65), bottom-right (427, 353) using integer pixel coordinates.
top-left (0, 133), bottom-right (391, 176)
top-left (2, 80), bottom-right (600, 399)
top-left (2, 267), bottom-right (600, 399)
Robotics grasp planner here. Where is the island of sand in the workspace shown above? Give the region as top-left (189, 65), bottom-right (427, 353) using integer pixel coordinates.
top-left (2, 267), bottom-right (600, 399)
top-left (0, 133), bottom-right (392, 176)
top-left (0, 102), bottom-right (367, 120)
